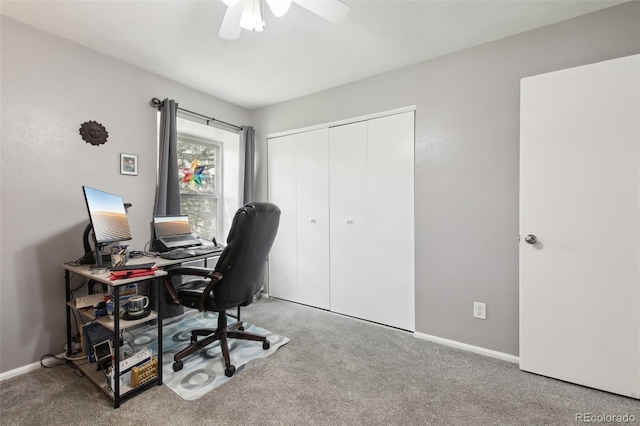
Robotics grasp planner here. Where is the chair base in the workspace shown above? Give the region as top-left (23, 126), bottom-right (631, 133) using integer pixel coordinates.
top-left (172, 311), bottom-right (270, 377)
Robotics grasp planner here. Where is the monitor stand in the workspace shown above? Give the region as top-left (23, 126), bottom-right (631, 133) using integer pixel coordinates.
top-left (89, 242), bottom-right (109, 273)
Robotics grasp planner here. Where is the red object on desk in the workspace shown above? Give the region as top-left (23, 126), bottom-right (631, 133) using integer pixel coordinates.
top-left (110, 265), bottom-right (158, 280)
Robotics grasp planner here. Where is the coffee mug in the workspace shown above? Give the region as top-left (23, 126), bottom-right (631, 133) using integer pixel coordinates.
top-left (127, 295), bottom-right (149, 316)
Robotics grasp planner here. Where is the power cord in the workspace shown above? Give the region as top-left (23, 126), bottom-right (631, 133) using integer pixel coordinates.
top-left (40, 350), bottom-right (87, 377)
top-left (40, 353), bottom-right (67, 368)
top-left (143, 240), bottom-right (161, 257)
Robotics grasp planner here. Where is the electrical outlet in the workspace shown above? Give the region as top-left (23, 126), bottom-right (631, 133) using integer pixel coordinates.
top-left (474, 302), bottom-right (486, 320)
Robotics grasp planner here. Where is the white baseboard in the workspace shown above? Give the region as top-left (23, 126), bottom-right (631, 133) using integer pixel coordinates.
top-left (0, 352), bottom-right (70, 382)
top-left (3, 331), bottom-right (517, 381)
top-left (414, 332), bottom-right (519, 364)
top-left (1, 359), bottom-right (44, 381)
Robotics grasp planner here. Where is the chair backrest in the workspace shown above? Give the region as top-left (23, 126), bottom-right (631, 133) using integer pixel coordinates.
top-left (212, 202), bottom-right (280, 311)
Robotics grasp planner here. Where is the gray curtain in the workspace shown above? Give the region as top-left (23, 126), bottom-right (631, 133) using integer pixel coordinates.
top-left (154, 98), bottom-right (181, 216)
top-left (238, 125), bottom-right (255, 206)
top-left (153, 98), bottom-right (183, 318)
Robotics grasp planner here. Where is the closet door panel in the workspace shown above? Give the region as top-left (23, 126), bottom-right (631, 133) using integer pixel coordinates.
top-left (368, 112), bottom-right (415, 330)
top-left (267, 135), bottom-right (298, 301)
top-left (329, 122), bottom-right (370, 318)
top-left (296, 129), bottom-right (330, 309)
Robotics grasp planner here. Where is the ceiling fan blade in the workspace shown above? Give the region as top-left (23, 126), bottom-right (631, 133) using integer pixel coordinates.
top-left (266, 0), bottom-right (292, 18)
top-left (293, 0), bottom-right (349, 24)
top-left (218, 4), bottom-right (244, 40)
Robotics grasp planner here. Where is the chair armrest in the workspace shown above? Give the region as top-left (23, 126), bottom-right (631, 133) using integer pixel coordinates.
top-left (166, 266), bottom-right (219, 279)
top-left (199, 272), bottom-right (224, 311)
top-left (163, 275), bottom-right (183, 306)
top-left (164, 267), bottom-right (224, 311)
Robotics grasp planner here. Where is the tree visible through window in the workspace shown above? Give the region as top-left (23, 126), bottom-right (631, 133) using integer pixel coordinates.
top-left (177, 133), bottom-right (221, 241)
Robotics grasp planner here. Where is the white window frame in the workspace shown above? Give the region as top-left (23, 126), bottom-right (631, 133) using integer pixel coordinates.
top-left (177, 132), bottom-right (223, 240)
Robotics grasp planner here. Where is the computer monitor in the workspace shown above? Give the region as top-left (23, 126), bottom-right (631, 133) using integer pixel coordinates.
top-left (82, 186), bottom-right (132, 268)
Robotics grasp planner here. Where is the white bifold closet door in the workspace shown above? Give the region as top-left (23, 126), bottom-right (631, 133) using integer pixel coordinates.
top-left (296, 129), bottom-right (330, 309)
top-left (267, 129), bottom-right (330, 309)
top-left (329, 112), bottom-right (415, 331)
top-left (520, 55), bottom-right (639, 399)
top-left (267, 134), bottom-right (298, 302)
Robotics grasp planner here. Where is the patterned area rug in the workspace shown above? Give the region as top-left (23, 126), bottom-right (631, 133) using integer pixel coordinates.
top-left (128, 310), bottom-right (289, 401)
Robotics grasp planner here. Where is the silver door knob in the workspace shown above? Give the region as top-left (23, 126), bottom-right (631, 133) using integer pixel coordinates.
top-left (524, 234), bottom-right (538, 244)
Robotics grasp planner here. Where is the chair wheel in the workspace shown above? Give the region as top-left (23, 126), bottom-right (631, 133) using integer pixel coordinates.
top-left (263, 341), bottom-right (270, 350)
top-left (225, 365), bottom-right (236, 377)
top-left (173, 360), bottom-right (183, 372)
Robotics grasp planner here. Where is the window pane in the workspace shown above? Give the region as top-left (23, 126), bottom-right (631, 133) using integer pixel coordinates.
top-left (180, 196), bottom-right (217, 240)
top-left (177, 138), bottom-right (217, 195)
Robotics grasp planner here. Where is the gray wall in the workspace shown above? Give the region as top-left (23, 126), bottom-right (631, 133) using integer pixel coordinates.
top-left (251, 2), bottom-right (640, 356)
top-left (0, 16), bottom-right (250, 374)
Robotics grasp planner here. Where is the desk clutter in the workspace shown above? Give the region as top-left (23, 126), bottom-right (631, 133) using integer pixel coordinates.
top-left (74, 283), bottom-right (140, 318)
top-left (109, 263), bottom-right (158, 280)
top-left (77, 282), bottom-right (153, 369)
top-left (106, 349), bottom-right (157, 393)
top-left (131, 356), bottom-right (159, 388)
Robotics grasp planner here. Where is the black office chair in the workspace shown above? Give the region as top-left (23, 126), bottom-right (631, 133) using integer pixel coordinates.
top-left (163, 202), bottom-right (280, 377)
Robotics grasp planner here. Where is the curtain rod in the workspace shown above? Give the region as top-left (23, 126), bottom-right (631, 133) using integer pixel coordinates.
top-left (150, 98), bottom-right (243, 132)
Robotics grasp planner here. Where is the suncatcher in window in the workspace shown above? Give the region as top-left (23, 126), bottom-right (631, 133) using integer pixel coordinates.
top-left (177, 133), bottom-right (222, 241)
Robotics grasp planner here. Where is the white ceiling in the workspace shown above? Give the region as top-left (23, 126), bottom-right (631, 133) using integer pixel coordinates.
top-left (1, 0), bottom-right (627, 110)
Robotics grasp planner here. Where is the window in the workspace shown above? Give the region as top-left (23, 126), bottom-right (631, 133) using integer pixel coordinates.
top-left (177, 133), bottom-right (222, 241)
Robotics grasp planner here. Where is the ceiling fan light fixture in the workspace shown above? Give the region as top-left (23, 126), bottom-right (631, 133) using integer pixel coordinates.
top-left (265, 0), bottom-right (292, 18)
top-left (239, 0), bottom-right (265, 32)
top-left (218, 0), bottom-right (350, 40)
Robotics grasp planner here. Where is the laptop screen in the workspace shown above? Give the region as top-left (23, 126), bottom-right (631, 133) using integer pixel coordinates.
top-left (153, 215), bottom-right (192, 237)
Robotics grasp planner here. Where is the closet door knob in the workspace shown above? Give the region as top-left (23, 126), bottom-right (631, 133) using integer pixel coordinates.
top-left (524, 234), bottom-right (538, 244)
top-left (345, 219), bottom-right (353, 224)
top-left (309, 218), bottom-right (316, 223)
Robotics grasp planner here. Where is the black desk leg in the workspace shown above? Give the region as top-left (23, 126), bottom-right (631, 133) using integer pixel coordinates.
top-left (113, 286), bottom-right (121, 408)
top-left (65, 270), bottom-right (72, 358)
top-left (156, 277), bottom-right (163, 385)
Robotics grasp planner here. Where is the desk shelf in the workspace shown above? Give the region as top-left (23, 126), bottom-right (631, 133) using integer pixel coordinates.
top-left (68, 303), bottom-right (158, 331)
top-left (67, 301), bottom-right (161, 403)
top-left (63, 264), bottom-right (166, 408)
top-left (72, 358), bottom-right (159, 401)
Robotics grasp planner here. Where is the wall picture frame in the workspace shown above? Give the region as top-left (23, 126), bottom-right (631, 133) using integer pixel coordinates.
top-left (120, 153), bottom-right (138, 176)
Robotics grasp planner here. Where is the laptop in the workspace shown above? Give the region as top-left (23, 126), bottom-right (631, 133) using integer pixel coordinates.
top-left (153, 215), bottom-right (203, 250)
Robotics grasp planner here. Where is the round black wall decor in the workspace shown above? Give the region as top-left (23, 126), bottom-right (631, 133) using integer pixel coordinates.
top-left (79, 121), bottom-right (108, 146)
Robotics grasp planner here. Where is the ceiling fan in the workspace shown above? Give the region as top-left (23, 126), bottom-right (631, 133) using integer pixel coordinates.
top-left (219, 0), bottom-right (350, 40)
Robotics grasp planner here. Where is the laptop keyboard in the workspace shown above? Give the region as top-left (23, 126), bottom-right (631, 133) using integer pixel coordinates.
top-left (159, 248), bottom-right (196, 260)
top-left (193, 245), bottom-right (224, 255)
top-left (159, 246), bottom-right (223, 260)
top-left (162, 235), bottom-right (194, 242)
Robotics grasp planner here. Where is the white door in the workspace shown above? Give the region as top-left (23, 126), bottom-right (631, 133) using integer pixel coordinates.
top-left (329, 121), bottom-right (370, 319)
top-left (267, 135), bottom-right (297, 301)
top-left (297, 129), bottom-right (330, 309)
top-left (329, 114), bottom-right (415, 331)
top-left (368, 112), bottom-right (415, 330)
top-left (520, 55), bottom-right (639, 398)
